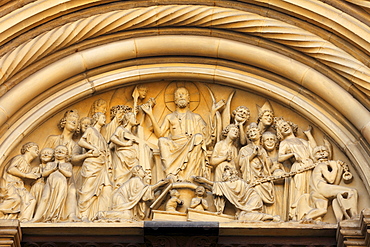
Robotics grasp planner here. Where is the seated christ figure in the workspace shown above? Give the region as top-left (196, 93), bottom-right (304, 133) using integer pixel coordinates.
top-left (142, 87), bottom-right (207, 181)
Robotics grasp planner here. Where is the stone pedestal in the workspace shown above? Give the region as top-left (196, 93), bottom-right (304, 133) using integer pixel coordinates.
top-left (152, 210), bottom-right (187, 221)
top-left (0, 220), bottom-right (22, 247)
top-left (337, 208), bottom-right (370, 247)
top-left (187, 208), bottom-right (234, 222)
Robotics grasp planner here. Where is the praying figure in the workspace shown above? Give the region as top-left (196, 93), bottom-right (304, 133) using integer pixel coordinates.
top-left (190, 186), bottom-right (209, 211)
top-left (33, 145), bottom-right (72, 222)
top-left (209, 124), bottom-right (239, 181)
top-left (165, 189), bottom-right (184, 212)
top-left (30, 147), bottom-right (54, 210)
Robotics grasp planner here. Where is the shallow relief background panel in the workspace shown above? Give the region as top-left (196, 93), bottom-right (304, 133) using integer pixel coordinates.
top-left (0, 80), bottom-right (368, 224)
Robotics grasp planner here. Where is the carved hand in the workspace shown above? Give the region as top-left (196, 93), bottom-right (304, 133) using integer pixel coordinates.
top-left (141, 103), bottom-right (153, 115)
top-left (26, 172), bottom-right (41, 180)
top-left (213, 99), bottom-right (226, 112)
top-left (303, 125), bottom-right (313, 135)
top-left (227, 151), bottom-right (232, 162)
top-left (92, 148), bottom-right (100, 156)
top-left (294, 153), bottom-right (302, 163)
top-left (86, 150), bottom-right (100, 158)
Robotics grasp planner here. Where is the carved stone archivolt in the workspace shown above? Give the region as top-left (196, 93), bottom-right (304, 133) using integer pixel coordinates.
top-left (0, 5), bottom-right (369, 94)
top-left (0, 81), bottom-right (367, 225)
top-left (0, 1), bottom-right (369, 247)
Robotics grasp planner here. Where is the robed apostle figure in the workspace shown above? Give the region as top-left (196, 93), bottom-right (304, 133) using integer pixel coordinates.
top-left (142, 87), bottom-right (208, 181)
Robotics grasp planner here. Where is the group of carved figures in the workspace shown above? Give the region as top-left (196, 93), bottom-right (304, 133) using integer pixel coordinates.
top-left (0, 84), bottom-right (359, 224)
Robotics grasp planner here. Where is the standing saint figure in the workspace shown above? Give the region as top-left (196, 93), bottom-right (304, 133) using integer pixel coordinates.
top-left (261, 131), bottom-right (289, 220)
top-left (209, 124), bottom-right (239, 181)
top-left (44, 109), bottom-right (94, 221)
top-left (33, 145), bottom-right (73, 222)
top-left (0, 142), bottom-right (40, 221)
top-left (276, 118), bottom-right (316, 220)
top-left (78, 112), bottom-right (113, 221)
top-left (142, 87), bottom-right (208, 181)
top-left (237, 122), bottom-right (275, 214)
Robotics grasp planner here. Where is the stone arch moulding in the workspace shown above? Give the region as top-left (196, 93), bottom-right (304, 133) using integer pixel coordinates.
top-left (0, 35), bottom-right (370, 193)
top-left (1, 4), bottom-right (370, 103)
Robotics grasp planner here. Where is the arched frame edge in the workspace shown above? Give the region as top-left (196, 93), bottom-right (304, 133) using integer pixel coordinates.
top-left (1, 61), bottom-right (370, 194)
top-left (0, 35), bottom-right (369, 138)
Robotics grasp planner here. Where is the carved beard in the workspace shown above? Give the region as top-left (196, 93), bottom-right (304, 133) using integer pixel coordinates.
top-left (175, 98), bottom-right (188, 108)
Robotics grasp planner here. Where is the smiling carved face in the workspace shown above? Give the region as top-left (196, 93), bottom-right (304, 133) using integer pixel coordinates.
top-left (40, 148), bottom-right (54, 164)
top-left (262, 133), bottom-right (277, 152)
top-left (278, 121), bottom-right (292, 137)
top-left (235, 108), bottom-right (250, 123)
top-left (247, 127), bottom-right (261, 141)
top-left (65, 114), bottom-right (79, 132)
top-left (54, 146), bottom-right (68, 161)
top-left (228, 126), bottom-right (239, 140)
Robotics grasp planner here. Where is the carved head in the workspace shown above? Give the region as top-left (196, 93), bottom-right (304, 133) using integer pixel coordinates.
top-left (144, 169), bottom-right (152, 185)
top-left (232, 106), bottom-right (250, 123)
top-left (195, 186), bottom-right (206, 197)
top-left (275, 118), bottom-right (298, 140)
top-left (313, 145), bottom-right (330, 162)
top-left (251, 157), bottom-right (263, 170)
top-left (58, 110), bottom-right (80, 133)
top-left (262, 131), bottom-right (278, 152)
top-left (246, 122), bottom-right (261, 141)
top-left (174, 87), bottom-right (190, 108)
top-left (79, 117), bottom-right (93, 134)
top-left (110, 105), bottom-right (132, 121)
top-left (131, 165), bottom-right (145, 178)
top-left (40, 147), bottom-right (54, 164)
top-left (222, 124), bottom-right (239, 140)
top-left (92, 112), bottom-right (106, 126)
top-left (122, 112), bottom-right (138, 127)
top-left (257, 101), bottom-right (274, 126)
top-left (89, 99), bottom-right (107, 116)
top-left (170, 189), bottom-right (180, 197)
top-left (137, 84), bottom-right (148, 100)
top-left (221, 165), bottom-right (238, 182)
top-left (54, 145), bottom-right (69, 161)
top-left (21, 142), bottom-right (39, 158)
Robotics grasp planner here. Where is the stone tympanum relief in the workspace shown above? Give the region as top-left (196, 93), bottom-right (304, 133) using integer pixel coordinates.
top-left (0, 81), bottom-right (365, 224)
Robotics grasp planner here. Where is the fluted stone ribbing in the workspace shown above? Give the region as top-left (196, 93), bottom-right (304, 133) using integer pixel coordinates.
top-left (0, 5), bottom-right (369, 93)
